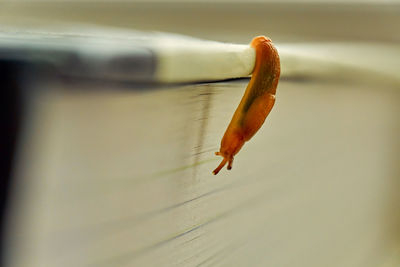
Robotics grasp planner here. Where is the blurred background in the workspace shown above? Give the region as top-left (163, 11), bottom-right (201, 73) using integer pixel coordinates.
top-left (1, 1), bottom-right (400, 266)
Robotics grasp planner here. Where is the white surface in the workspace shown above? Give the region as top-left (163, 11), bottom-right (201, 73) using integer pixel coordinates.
top-left (2, 25), bottom-right (400, 84)
top-left (5, 71), bottom-right (400, 267)
top-left (153, 38), bottom-right (255, 83)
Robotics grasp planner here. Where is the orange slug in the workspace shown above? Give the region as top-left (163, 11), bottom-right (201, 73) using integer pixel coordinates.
top-left (213, 36), bottom-right (281, 175)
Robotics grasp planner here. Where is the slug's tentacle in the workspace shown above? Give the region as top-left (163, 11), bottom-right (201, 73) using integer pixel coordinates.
top-left (212, 158), bottom-right (228, 175)
top-left (227, 159), bottom-right (233, 170)
top-left (213, 36), bottom-right (280, 175)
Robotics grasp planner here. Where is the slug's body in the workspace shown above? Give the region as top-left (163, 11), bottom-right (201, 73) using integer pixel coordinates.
top-left (213, 36), bottom-right (280, 175)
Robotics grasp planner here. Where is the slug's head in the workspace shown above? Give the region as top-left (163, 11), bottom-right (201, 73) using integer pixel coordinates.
top-left (213, 132), bottom-right (245, 175)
